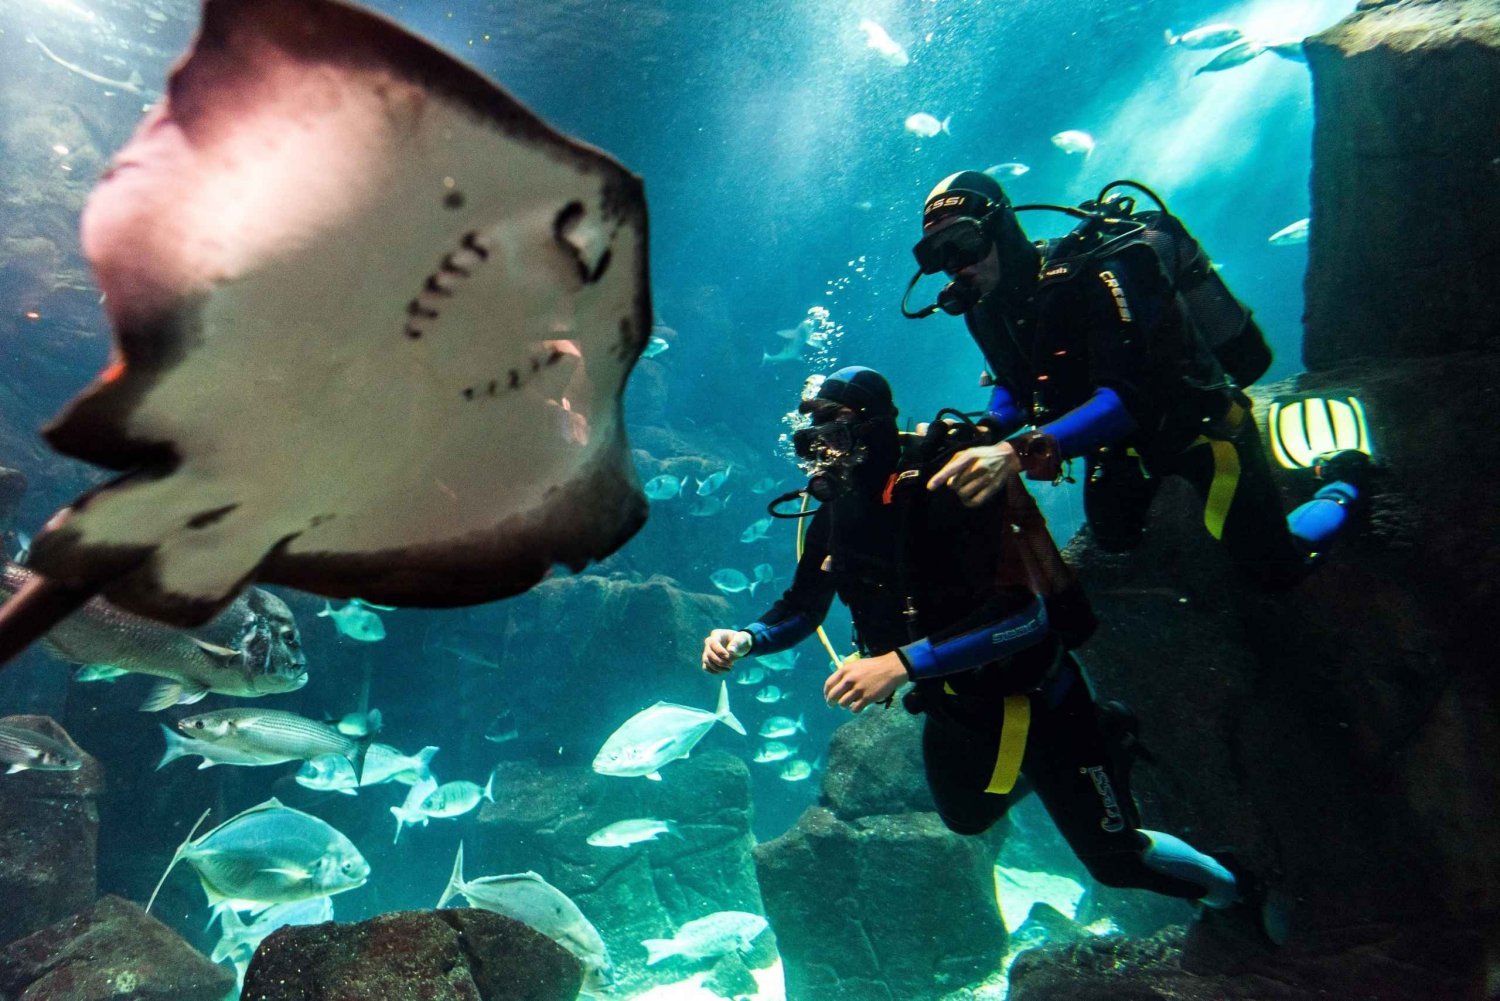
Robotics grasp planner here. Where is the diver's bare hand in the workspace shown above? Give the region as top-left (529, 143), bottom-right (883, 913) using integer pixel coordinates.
top-left (702, 629), bottom-right (752, 674)
top-left (927, 442), bottom-right (1018, 508)
top-left (823, 652), bottom-right (909, 713)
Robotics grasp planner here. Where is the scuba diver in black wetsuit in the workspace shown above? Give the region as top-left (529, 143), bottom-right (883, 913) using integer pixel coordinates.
top-left (903, 170), bottom-right (1373, 590)
top-left (700, 366), bottom-right (1262, 920)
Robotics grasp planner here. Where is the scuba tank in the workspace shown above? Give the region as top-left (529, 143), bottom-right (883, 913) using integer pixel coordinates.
top-left (1021, 180), bottom-right (1272, 390)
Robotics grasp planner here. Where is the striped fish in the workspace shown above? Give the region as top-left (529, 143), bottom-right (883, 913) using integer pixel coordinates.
top-left (177, 709), bottom-right (356, 764)
top-left (0, 722), bottom-right (82, 773)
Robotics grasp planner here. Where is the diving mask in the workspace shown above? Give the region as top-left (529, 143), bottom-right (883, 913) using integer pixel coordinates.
top-left (911, 216), bottom-right (992, 276)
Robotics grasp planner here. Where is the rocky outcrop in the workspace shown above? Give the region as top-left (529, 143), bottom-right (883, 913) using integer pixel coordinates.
top-left (241, 909), bottom-right (580, 1001)
top-left (471, 750), bottom-right (769, 995)
top-left (0, 716), bottom-right (102, 948)
top-left (0, 895), bottom-right (233, 1001)
top-left (1302, 0), bottom-right (1500, 368)
top-left (754, 708), bottom-right (1006, 1000)
top-left (1014, 353), bottom-right (1500, 998)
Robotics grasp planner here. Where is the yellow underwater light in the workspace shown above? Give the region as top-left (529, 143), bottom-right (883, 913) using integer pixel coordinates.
top-left (1266, 396), bottom-right (1372, 470)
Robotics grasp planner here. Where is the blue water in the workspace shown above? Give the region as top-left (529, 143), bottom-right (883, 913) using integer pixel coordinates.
top-left (0, 0), bottom-right (1357, 993)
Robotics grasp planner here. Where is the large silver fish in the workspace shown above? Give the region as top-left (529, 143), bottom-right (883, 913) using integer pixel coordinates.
top-left (438, 843), bottom-right (612, 990)
top-left (592, 680), bottom-right (745, 780)
top-left (148, 798), bottom-right (368, 916)
top-left (0, 721), bottom-right (83, 774)
top-left (0, 562), bottom-right (306, 711)
top-left (177, 708), bottom-right (356, 764)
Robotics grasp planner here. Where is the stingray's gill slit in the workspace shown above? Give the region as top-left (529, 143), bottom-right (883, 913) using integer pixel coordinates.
top-left (403, 229), bottom-right (496, 340)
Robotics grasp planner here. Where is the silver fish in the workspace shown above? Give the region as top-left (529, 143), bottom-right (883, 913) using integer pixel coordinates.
top-left (759, 714), bottom-right (805, 739)
top-left (858, 18), bottom-right (909, 67)
top-left (1164, 23), bottom-right (1244, 48)
top-left (421, 777), bottom-right (493, 818)
top-left (904, 112), bottom-right (950, 138)
top-left (780, 759), bottom-right (814, 782)
top-left (361, 743), bottom-right (438, 786)
top-left (484, 710), bottom-right (518, 744)
top-left (985, 162), bottom-right (1031, 178)
top-left (0, 722), bottom-right (82, 773)
top-left (642, 336), bottom-right (670, 359)
top-left (295, 753), bottom-right (360, 795)
top-left (761, 317), bottom-right (819, 365)
top-left (157, 724), bottom-right (289, 771)
top-left (438, 844), bottom-right (613, 990)
top-left (0, 562), bottom-right (307, 711)
top-left (317, 600), bottom-right (385, 642)
top-left (748, 477), bottom-right (782, 495)
top-left (592, 680), bottom-right (746, 780)
top-left (739, 518), bottom-right (772, 543)
top-left (642, 910), bottom-right (768, 966)
top-left (709, 569), bottom-right (751, 595)
top-left (178, 708), bottom-right (356, 764)
top-left (1194, 39), bottom-right (1267, 75)
top-left (1268, 218), bottom-right (1310, 246)
top-left (756, 650), bottom-right (799, 673)
top-left (733, 666), bottom-right (766, 686)
top-left (147, 798), bottom-right (368, 916)
top-left (392, 776), bottom-right (438, 843)
top-left (754, 685), bottom-right (785, 704)
top-left (753, 741), bottom-right (796, 764)
top-left (25, 32), bottom-right (158, 99)
top-left (696, 464), bottom-right (732, 497)
top-left (644, 474), bottom-right (690, 501)
top-left (586, 818), bottom-right (681, 847)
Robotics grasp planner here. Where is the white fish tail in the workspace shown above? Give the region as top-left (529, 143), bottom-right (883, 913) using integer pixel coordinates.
top-left (795, 713), bottom-right (807, 734)
top-left (715, 680), bottom-right (746, 736)
top-left (642, 938), bottom-right (679, 966)
top-left (318, 601), bottom-right (333, 617)
top-left (1164, 28), bottom-right (1178, 45)
top-left (145, 806), bottom-right (212, 914)
top-left (483, 769), bottom-right (496, 803)
top-left (940, 115), bottom-right (952, 135)
top-left (437, 842), bottom-right (466, 908)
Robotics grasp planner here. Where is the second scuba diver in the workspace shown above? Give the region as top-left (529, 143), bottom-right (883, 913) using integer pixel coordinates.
top-left (904, 170), bottom-right (1373, 590)
top-left (701, 366), bottom-right (1272, 930)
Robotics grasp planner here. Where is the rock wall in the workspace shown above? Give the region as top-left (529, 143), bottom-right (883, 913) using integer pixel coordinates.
top-left (0, 715), bottom-right (102, 947)
top-left (1302, 0), bottom-right (1500, 368)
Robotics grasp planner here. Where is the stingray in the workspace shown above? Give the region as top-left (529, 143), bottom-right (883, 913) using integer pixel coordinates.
top-left (0, 0), bottom-right (651, 666)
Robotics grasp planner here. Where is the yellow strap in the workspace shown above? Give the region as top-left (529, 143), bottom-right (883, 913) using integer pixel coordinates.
top-left (985, 695), bottom-right (1031, 794)
top-left (1201, 438), bottom-right (1240, 541)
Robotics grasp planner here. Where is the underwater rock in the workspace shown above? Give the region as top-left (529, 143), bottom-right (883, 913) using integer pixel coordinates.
top-left (472, 751), bottom-right (768, 994)
top-left (755, 807), bottom-right (1004, 1000)
top-left (1049, 352), bottom-right (1500, 993)
top-left (0, 715), bottom-right (102, 947)
top-left (241, 908), bottom-right (580, 1001)
top-left (703, 950), bottom-right (759, 998)
top-left (1303, 0), bottom-right (1500, 367)
top-left (817, 699), bottom-right (934, 819)
top-left (1006, 919), bottom-right (1481, 1001)
top-left (0, 894), bottom-right (232, 1001)
top-left (482, 573), bottom-right (731, 754)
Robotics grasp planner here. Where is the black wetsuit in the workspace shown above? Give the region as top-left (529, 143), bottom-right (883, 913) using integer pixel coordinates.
top-left (743, 449), bottom-right (1207, 900)
top-left (973, 240), bottom-right (1327, 590)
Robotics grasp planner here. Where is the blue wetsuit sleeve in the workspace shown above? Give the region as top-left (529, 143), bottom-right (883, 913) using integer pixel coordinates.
top-left (898, 594), bottom-right (1050, 680)
top-left (741, 507), bottom-right (836, 655)
top-left (986, 384), bottom-right (1026, 434)
top-left (1036, 386), bottom-right (1138, 459)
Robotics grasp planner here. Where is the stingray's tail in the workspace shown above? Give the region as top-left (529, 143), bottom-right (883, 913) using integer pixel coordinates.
top-left (0, 571), bottom-right (97, 668)
top-left (145, 806), bottom-right (212, 914)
